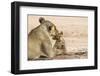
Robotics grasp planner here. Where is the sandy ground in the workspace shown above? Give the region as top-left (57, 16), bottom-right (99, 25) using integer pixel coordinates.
top-left (33, 52), bottom-right (87, 60)
top-left (28, 15), bottom-right (88, 60)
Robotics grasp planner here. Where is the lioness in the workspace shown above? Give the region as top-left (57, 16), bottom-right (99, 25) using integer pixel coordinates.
top-left (28, 17), bottom-right (58, 60)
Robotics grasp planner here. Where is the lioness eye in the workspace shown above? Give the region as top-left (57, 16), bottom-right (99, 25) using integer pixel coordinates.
top-left (48, 26), bottom-right (51, 31)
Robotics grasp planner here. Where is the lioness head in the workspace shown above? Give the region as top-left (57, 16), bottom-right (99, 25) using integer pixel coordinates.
top-left (39, 17), bottom-right (59, 37)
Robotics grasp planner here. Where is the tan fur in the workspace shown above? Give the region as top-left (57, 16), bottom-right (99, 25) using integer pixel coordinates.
top-left (28, 17), bottom-right (58, 60)
top-left (53, 31), bottom-right (67, 56)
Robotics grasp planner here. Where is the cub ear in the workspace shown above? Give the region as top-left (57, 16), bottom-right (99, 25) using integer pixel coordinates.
top-left (60, 31), bottom-right (63, 35)
top-left (39, 17), bottom-right (45, 24)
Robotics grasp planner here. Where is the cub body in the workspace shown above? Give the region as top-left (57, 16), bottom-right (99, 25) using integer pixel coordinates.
top-left (53, 31), bottom-right (67, 56)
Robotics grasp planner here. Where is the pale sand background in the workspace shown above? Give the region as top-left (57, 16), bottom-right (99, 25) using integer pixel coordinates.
top-left (28, 15), bottom-right (88, 59)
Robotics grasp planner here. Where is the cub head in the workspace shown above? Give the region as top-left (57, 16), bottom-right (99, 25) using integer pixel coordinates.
top-left (39, 17), bottom-right (58, 36)
top-left (52, 31), bottom-right (63, 42)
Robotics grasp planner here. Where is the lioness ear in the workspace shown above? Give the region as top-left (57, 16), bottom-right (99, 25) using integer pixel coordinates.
top-left (39, 17), bottom-right (45, 24)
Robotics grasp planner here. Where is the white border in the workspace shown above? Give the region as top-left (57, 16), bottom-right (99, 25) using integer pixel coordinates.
top-left (20, 6), bottom-right (94, 70)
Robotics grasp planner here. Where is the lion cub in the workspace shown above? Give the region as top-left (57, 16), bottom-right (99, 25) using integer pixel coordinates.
top-left (53, 31), bottom-right (67, 56)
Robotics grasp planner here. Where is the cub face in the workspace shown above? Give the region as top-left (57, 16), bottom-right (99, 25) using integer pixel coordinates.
top-left (52, 31), bottom-right (63, 41)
